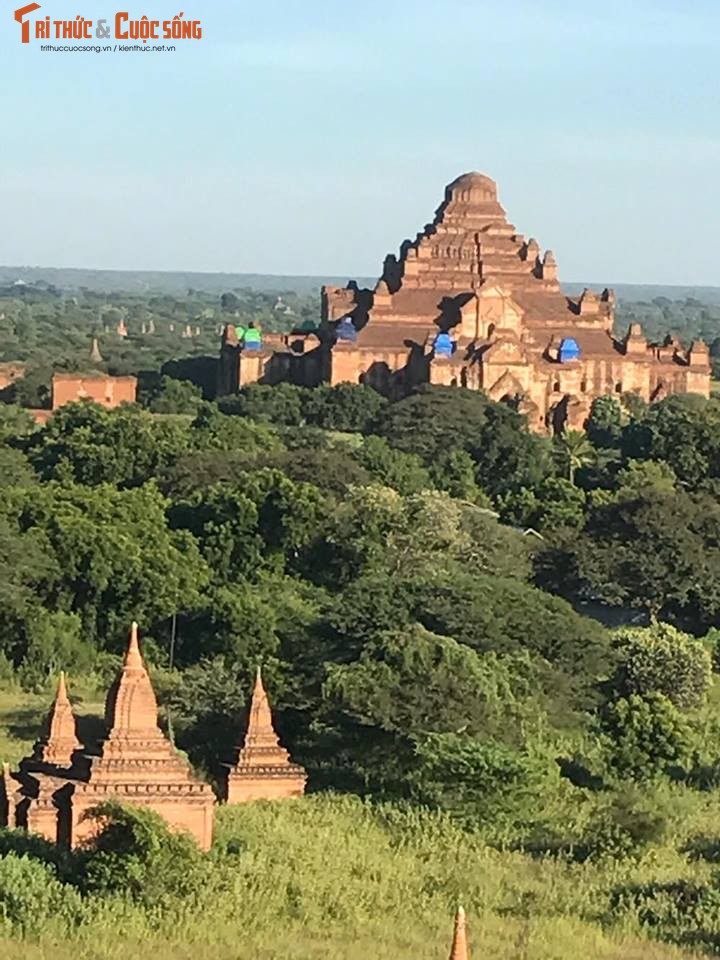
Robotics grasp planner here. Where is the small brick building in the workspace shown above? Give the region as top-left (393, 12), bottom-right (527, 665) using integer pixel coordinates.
top-left (52, 373), bottom-right (137, 410)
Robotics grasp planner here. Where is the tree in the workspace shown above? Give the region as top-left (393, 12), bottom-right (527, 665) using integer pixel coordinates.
top-left (0, 482), bottom-right (211, 652)
top-left (615, 459), bottom-right (677, 499)
top-left (304, 383), bottom-right (388, 433)
top-left (554, 430), bottom-right (595, 484)
top-left (546, 490), bottom-right (720, 627)
top-left (354, 436), bottom-right (431, 495)
top-left (601, 693), bottom-right (697, 781)
top-left (375, 386), bottom-right (552, 496)
top-left (608, 623), bottom-right (712, 711)
top-left (148, 376), bottom-right (203, 414)
top-left (621, 394), bottom-right (720, 486)
top-left (586, 396), bottom-right (624, 448)
top-left (25, 402), bottom-right (190, 487)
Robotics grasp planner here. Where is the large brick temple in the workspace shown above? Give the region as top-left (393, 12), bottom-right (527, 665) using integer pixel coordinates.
top-left (218, 172), bottom-right (710, 432)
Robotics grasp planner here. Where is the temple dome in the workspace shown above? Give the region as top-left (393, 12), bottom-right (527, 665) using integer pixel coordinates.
top-left (445, 171), bottom-right (498, 202)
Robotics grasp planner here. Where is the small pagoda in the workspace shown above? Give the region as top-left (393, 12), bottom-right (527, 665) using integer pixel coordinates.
top-left (0, 624), bottom-right (215, 850)
top-left (226, 667), bottom-right (307, 803)
top-left (448, 906), bottom-right (470, 960)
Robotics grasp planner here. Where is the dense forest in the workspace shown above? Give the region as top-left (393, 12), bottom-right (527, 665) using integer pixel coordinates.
top-left (3, 276), bottom-right (720, 958)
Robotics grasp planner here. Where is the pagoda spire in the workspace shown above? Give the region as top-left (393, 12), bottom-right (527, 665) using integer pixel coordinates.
top-left (104, 622), bottom-right (162, 743)
top-left (34, 672), bottom-right (80, 767)
top-left (89, 337), bottom-right (104, 363)
top-left (449, 906), bottom-right (469, 960)
top-left (226, 665), bottom-right (307, 803)
top-left (240, 665), bottom-right (290, 765)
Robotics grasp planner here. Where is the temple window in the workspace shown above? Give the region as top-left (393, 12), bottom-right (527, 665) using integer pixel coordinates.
top-left (580, 380), bottom-right (587, 392)
top-left (615, 382), bottom-right (623, 393)
top-left (553, 380), bottom-right (560, 392)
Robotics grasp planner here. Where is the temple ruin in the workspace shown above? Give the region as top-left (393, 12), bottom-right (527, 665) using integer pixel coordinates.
top-left (218, 172), bottom-right (711, 432)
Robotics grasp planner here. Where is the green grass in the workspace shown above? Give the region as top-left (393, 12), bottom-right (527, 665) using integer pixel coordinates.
top-left (0, 794), bottom-right (708, 959)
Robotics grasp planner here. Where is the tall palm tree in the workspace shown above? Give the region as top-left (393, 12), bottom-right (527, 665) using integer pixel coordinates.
top-left (556, 429), bottom-right (595, 484)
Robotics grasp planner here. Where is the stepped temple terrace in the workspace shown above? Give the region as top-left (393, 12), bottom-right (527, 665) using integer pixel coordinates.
top-left (218, 172), bottom-right (711, 432)
top-left (0, 626), bottom-right (306, 849)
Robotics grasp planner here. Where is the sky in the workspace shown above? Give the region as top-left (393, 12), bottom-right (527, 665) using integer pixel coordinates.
top-left (0, 0), bottom-right (719, 285)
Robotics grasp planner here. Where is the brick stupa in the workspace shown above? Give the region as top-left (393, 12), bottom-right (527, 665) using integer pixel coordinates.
top-left (449, 906), bottom-right (470, 960)
top-left (0, 624), bottom-right (215, 850)
top-left (226, 667), bottom-right (307, 803)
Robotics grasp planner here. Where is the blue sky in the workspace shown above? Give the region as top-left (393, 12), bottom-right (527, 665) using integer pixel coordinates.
top-left (1, 0), bottom-right (718, 284)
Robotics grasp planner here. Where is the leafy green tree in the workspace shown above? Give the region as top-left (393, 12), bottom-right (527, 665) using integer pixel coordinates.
top-left (316, 625), bottom-right (537, 796)
top-left (0, 446), bottom-right (37, 489)
top-left (354, 436), bottom-right (431, 495)
top-left (601, 693), bottom-right (697, 780)
top-left (546, 490), bottom-right (720, 626)
top-left (554, 430), bottom-right (595, 484)
top-left (608, 623), bottom-right (712, 711)
top-left (429, 448), bottom-right (490, 504)
top-left (25, 402), bottom-right (190, 487)
top-left (148, 376), bottom-right (203, 414)
top-left (304, 383), bottom-right (387, 433)
top-left (375, 386), bottom-right (552, 496)
top-left (189, 403), bottom-right (280, 454)
top-left (0, 404), bottom-right (35, 441)
top-left (587, 396), bottom-right (625, 448)
top-left (0, 482), bottom-right (210, 650)
top-left (20, 610), bottom-right (94, 686)
top-left (615, 459), bottom-right (677, 499)
top-left (80, 802), bottom-right (211, 909)
top-left (220, 383), bottom-right (308, 426)
top-left (621, 394), bottom-right (720, 486)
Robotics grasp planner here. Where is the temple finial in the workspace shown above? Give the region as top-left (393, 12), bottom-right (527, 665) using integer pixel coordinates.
top-left (124, 621), bottom-right (142, 668)
top-left (449, 906), bottom-right (469, 960)
top-left (56, 670), bottom-right (69, 703)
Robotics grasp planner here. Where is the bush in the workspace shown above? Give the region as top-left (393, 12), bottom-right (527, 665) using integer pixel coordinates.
top-left (608, 623), bottom-right (712, 711)
top-left (0, 852), bottom-right (82, 936)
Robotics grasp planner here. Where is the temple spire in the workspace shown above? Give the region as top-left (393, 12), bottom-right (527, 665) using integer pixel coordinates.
top-left (124, 621), bottom-right (143, 670)
top-left (89, 337), bottom-right (103, 363)
top-left (241, 665), bottom-right (288, 763)
top-left (449, 906), bottom-right (469, 960)
top-left (34, 672), bottom-right (80, 767)
top-left (226, 666), bottom-right (308, 803)
top-left (104, 622), bottom-right (161, 742)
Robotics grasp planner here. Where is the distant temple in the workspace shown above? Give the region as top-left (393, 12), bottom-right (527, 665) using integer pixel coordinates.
top-left (1, 624), bottom-right (215, 850)
top-left (217, 172), bottom-right (711, 432)
top-left (51, 372), bottom-right (137, 410)
top-left (226, 667), bottom-right (307, 804)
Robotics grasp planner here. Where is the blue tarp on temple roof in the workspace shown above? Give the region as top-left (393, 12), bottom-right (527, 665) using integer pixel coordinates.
top-left (558, 337), bottom-right (581, 362)
top-left (434, 332), bottom-right (454, 356)
top-left (336, 317), bottom-right (358, 342)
